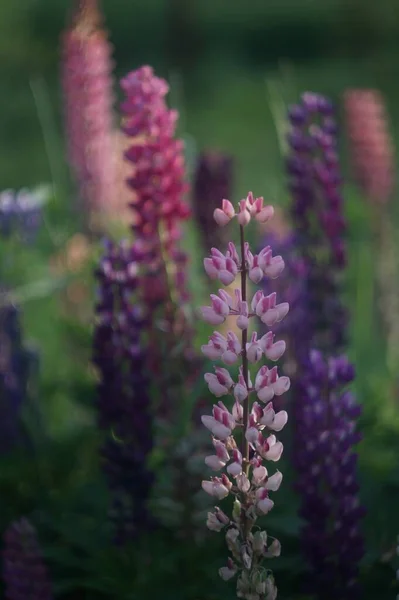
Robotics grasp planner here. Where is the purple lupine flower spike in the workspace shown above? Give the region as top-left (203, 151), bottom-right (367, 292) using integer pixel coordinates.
top-left (296, 351), bottom-right (364, 599)
top-left (193, 150), bottom-right (234, 252)
top-left (284, 93), bottom-right (364, 598)
top-left (3, 518), bottom-right (53, 600)
top-left (200, 193), bottom-right (289, 599)
top-left (92, 239), bottom-right (154, 543)
top-left (286, 94), bottom-right (348, 354)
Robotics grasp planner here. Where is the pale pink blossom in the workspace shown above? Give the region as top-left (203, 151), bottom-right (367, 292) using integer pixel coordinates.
top-left (234, 289), bottom-right (250, 330)
top-left (202, 477), bottom-right (231, 500)
top-left (219, 558), bottom-right (237, 580)
top-left (227, 449), bottom-right (243, 477)
top-left (201, 401), bottom-right (236, 439)
top-left (222, 331), bottom-right (241, 364)
top-left (245, 415), bottom-right (259, 444)
top-left (201, 291), bottom-right (232, 325)
top-left (246, 332), bottom-right (264, 363)
top-left (207, 508), bottom-right (230, 531)
top-left (234, 367), bottom-right (249, 402)
top-left (201, 331), bottom-right (227, 360)
top-left (252, 291), bottom-right (289, 327)
top-left (214, 199), bottom-right (235, 226)
top-left (257, 247), bottom-right (285, 278)
top-left (237, 198), bottom-right (251, 226)
top-left (256, 488), bottom-right (275, 514)
top-left (246, 193), bottom-right (275, 223)
top-left (257, 434), bottom-right (284, 462)
top-left (236, 473), bottom-right (251, 492)
top-left (261, 332), bottom-right (286, 361)
top-left (252, 466), bottom-right (268, 486)
top-left (260, 402), bottom-right (289, 431)
top-left (204, 367), bottom-right (234, 397)
top-left (204, 441), bottom-right (231, 471)
top-left (265, 471), bottom-right (283, 492)
top-left (213, 439), bottom-right (230, 461)
top-left (232, 400), bottom-right (243, 421)
top-left (204, 247), bottom-right (238, 285)
top-left (265, 539), bottom-right (281, 558)
top-left (255, 366), bottom-right (291, 403)
top-left (205, 455), bottom-right (227, 471)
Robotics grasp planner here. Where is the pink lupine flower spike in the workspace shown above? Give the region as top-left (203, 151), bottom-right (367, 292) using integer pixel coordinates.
top-left (200, 192), bottom-right (290, 599)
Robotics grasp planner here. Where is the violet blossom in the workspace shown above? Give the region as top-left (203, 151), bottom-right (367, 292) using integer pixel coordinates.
top-left (200, 192), bottom-right (289, 600)
top-left (286, 93), bottom-right (364, 598)
top-left (92, 239), bottom-right (154, 543)
top-left (286, 92), bottom-right (348, 353)
top-left (295, 351), bottom-right (364, 599)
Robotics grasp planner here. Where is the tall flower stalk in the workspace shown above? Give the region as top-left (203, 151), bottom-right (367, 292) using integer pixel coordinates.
top-left (120, 66), bottom-right (194, 413)
top-left (296, 351), bottom-right (364, 599)
top-left (200, 193), bottom-right (290, 600)
top-left (344, 89), bottom-right (395, 206)
top-left (344, 89), bottom-right (399, 374)
top-left (285, 93), bottom-right (364, 598)
top-left (287, 93), bottom-right (347, 354)
top-left (61, 0), bottom-right (115, 218)
top-left (93, 239), bottom-right (153, 542)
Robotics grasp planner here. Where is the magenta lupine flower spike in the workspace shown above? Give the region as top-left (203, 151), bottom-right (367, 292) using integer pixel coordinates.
top-left (61, 0), bottom-right (115, 214)
top-left (120, 66), bottom-right (193, 376)
top-left (200, 192), bottom-right (289, 600)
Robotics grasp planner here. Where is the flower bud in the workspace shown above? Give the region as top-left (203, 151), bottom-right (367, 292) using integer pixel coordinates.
top-left (232, 498), bottom-right (241, 522)
top-left (237, 199), bottom-right (251, 226)
top-left (252, 530), bottom-right (267, 553)
top-left (214, 199), bottom-right (235, 226)
top-left (226, 527), bottom-right (240, 557)
top-left (236, 473), bottom-right (251, 492)
top-left (240, 543), bottom-right (252, 569)
top-left (266, 470), bottom-right (283, 491)
top-left (265, 538), bottom-right (281, 558)
top-left (219, 561), bottom-right (237, 581)
top-left (252, 465), bottom-right (268, 486)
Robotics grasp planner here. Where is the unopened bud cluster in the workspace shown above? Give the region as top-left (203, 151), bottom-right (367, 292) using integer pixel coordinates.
top-left (200, 192), bottom-right (290, 600)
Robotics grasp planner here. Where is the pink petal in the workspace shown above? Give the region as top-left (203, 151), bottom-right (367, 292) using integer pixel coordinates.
top-left (200, 307), bottom-right (226, 325)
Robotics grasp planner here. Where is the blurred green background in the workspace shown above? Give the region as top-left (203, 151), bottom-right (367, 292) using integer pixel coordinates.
top-left (1, 0), bottom-right (399, 193)
top-left (2, 0), bottom-right (399, 446)
top-left (1, 3), bottom-right (399, 598)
